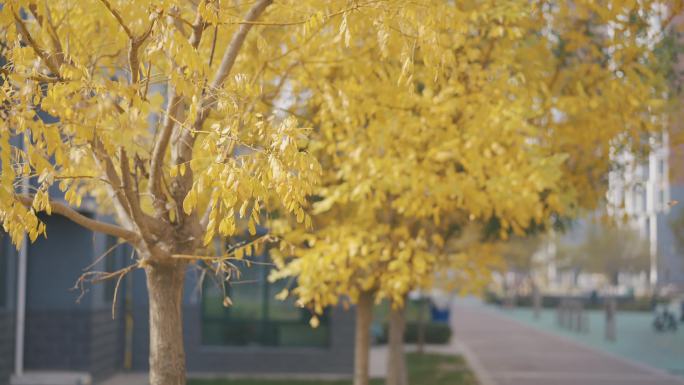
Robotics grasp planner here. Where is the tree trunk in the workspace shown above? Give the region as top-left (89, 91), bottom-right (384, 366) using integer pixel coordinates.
top-left (605, 296), bottom-right (616, 341)
top-left (146, 261), bottom-right (187, 385)
top-left (532, 282), bottom-right (541, 320)
top-left (354, 291), bottom-right (374, 385)
top-left (386, 303), bottom-right (408, 385)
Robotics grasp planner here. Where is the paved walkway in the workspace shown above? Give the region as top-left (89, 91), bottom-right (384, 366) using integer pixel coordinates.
top-left (452, 300), bottom-right (684, 385)
top-left (498, 307), bottom-right (684, 376)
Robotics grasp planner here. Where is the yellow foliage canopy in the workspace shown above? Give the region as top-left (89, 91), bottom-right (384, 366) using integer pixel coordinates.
top-left (0, 0), bottom-right (678, 313)
top-left (269, 0), bottom-right (678, 311)
top-left (0, 0), bottom-right (455, 260)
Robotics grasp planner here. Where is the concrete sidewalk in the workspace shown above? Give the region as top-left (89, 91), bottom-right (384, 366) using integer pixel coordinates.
top-left (100, 344), bottom-right (455, 384)
top-left (452, 300), bottom-right (684, 385)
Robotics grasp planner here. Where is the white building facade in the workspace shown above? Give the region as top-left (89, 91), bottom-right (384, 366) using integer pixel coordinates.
top-left (606, 132), bottom-right (671, 287)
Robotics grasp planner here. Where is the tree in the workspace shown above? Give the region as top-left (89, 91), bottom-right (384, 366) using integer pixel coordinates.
top-left (269, 1), bottom-right (678, 385)
top-left (1, 1), bottom-right (318, 384)
top-left (670, 207), bottom-right (684, 257)
top-left (0, 1), bottom-right (457, 384)
top-left (556, 221), bottom-right (650, 285)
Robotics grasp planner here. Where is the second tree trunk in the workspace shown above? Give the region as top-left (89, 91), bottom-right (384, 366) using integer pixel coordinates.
top-left (386, 302), bottom-right (408, 385)
top-left (354, 291), bottom-right (374, 385)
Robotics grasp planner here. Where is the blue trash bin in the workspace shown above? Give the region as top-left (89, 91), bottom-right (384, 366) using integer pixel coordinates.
top-left (430, 304), bottom-right (450, 323)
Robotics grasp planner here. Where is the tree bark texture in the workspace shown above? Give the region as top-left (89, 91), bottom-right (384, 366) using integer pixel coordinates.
top-left (386, 303), bottom-right (408, 385)
top-left (146, 261), bottom-right (187, 385)
top-left (354, 291), bottom-right (374, 385)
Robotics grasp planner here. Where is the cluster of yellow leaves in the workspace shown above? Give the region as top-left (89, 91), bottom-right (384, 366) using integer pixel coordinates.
top-left (270, 215), bottom-right (439, 310)
top-left (269, 0), bottom-right (678, 313)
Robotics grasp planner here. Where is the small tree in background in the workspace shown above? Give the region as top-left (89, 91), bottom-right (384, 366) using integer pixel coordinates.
top-left (557, 222), bottom-right (650, 286)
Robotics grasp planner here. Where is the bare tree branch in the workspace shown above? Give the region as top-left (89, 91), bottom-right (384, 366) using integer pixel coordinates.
top-left (119, 148), bottom-right (152, 235)
top-left (209, 0), bottom-right (273, 93)
top-left (28, 3), bottom-right (66, 66)
top-left (128, 20), bottom-right (156, 85)
top-left (97, 0), bottom-right (134, 39)
top-left (171, 233), bottom-right (274, 262)
top-left (149, 89), bottom-right (181, 217)
top-left (18, 196), bottom-right (139, 242)
top-left (11, 6), bottom-right (61, 77)
top-left (189, 8), bottom-right (206, 49)
top-left (97, 0), bottom-right (156, 86)
top-left (0, 67), bottom-right (61, 83)
top-left (82, 239), bottom-right (125, 272)
top-left (73, 261), bottom-right (139, 316)
top-left (92, 140), bottom-right (131, 217)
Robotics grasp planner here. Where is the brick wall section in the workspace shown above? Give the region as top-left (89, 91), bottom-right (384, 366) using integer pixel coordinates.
top-left (0, 310), bottom-right (15, 385)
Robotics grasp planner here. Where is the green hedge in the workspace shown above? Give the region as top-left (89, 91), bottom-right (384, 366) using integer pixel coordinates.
top-left (376, 322), bottom-right (452, 344)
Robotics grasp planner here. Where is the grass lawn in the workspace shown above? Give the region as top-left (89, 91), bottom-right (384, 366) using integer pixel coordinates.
top-left (188, 353), bottom-right (478, 385)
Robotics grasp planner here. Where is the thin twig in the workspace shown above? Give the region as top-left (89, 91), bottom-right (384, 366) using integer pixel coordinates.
top-left (82, 239), bottom-right (125, 272)
top-left (11, 6), bottom-right (62, 77)
top-left (171, 233), bottom-right (275, 262)
top-left (97, 0), bottom-right (134, 38)
top-left (111, 271), bottom-right (126, 319)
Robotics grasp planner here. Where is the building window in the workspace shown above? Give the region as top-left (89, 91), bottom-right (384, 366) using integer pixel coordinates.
top-left (658, 159), bottom-right (665, 177)
top-left (201, 252), bottom-right (330, 347)
top-left (632, 188), bottom-right (640, 212)
top-left (658, 189), bottom-right (666, 209)
top-left (641, 164), bottom-right (649, 181)
top-left (642, 190), bottom-right (648, 212)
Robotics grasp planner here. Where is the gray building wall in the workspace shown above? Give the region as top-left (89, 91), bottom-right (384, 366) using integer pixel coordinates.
top-left (20, 308), bottom-right (122, 381)
top-left (21, 215), bottom-right (125, 380)
top-left (1, 229), bottom-right (17, 385)
top-left (24, 215), bottom-right (95, 372)
top-left (89, 309), bottom-right (123, 381)
top-left (0, 310), bottom-right (15, 385)
top-left (23, 309), bottom-right (92, 371)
